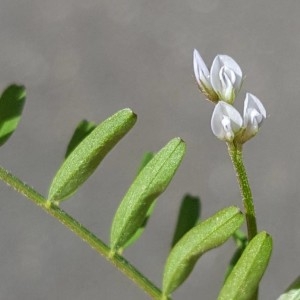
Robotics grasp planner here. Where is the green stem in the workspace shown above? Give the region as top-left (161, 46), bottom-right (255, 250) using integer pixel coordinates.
top-left (0, 165), bottom-right (168, 300)
top-left (228, 143), bottom-right (259, 300)
top-left (227, 143), bottom-right (257, 241)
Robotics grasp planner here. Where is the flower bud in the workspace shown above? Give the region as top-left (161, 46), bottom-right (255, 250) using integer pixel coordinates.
top-left (238, 93), bottom-right (266, 143)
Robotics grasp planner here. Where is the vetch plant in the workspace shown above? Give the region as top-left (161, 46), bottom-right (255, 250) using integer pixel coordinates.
top-left (0, 49), bottom-right (298, 300)
top-left (193, 48), bottom-right (267, 241)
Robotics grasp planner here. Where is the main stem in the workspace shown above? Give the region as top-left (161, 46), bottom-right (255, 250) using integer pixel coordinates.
top-left (0, 165), bottom-right (167, 300)
top-left (227, 143), bottom-right (257, 241)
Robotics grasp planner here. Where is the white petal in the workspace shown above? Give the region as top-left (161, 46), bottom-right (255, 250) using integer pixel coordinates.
top-left (210, 56), bottom-right (223, 93)
top-left (219, 66), bottom-right (235, 100)
top-left (217, 55), bottom-right (242, 87)
top-left (193, 49), bottom-right (210, 87)
top-left (211, 101), bottom-right (243, 141)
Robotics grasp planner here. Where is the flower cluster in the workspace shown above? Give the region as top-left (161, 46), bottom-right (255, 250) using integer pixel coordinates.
top-left (193, 49), bottom-right (266, 144)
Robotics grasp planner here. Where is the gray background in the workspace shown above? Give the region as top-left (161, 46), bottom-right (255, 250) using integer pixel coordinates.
top-left (0, 1), bottom-right (298, 299)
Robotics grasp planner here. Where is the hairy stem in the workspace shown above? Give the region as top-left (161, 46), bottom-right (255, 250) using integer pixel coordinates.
top-left (228, 143), bottom-right (259, 300)
top-left (227, 143), bottom-right (257, 241)
top-left (0, 165), bottom-right (168, 300)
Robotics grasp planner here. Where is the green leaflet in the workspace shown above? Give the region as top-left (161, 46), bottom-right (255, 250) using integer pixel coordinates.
top-left (218, 231), bottom-right (273, 300)
top-left (0, 85), bottom-right (26, 146)
top-left (48, 108), bottom-right (137, 201)
top-left (277, 289), bottom-right (300, 300)
top-left (224, 229), bottom-right (248, 280)
top-left (110, 138), bottom-right (186, 251)
top-left (277, 276), bottom-right (300, 300)
top-left (162, 206), bottom-right (244, 297)
top-left (119, 152), bottom-right (155, 251)
top-left (171, 194), bottom-right (201, 248)
top-left (65, 119), bottom-right (97, 159)
top-left (120, 200), bottom-right (156, 252)
top-left (136, 152), bottom-right (154, 175)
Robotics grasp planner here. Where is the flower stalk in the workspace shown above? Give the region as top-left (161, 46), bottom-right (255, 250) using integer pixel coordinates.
top-left (227, 143), bottom-right (257, 241)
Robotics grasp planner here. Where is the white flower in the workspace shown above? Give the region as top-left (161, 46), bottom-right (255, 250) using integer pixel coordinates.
top-left (211, 94), bottom-right (267, 144)
top-left (193, 49), bottom-right (243, 103)
top-left (210, 55), bottom-right (243, 104)
top-left (240, 93), bottom-right (266, 142)
top-left (193, 49), bottom-right (218, 102)
top-left (211, 101), bottom-right (243, 142)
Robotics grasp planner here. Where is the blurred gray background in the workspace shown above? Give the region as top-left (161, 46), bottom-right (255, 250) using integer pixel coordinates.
top-left (0, 0), bottom-right (298, 299)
